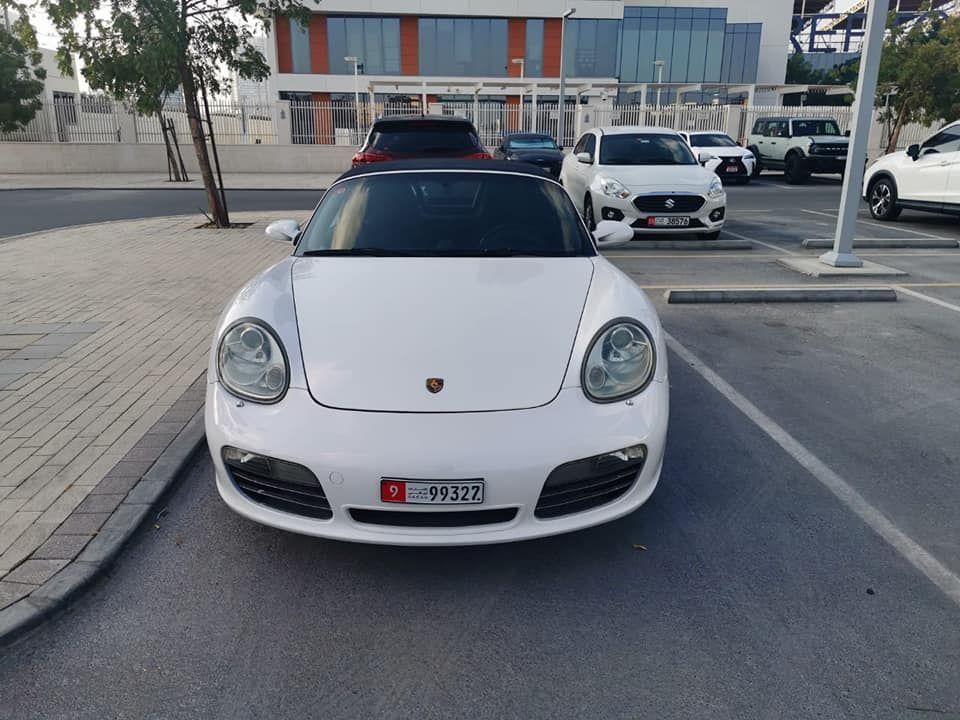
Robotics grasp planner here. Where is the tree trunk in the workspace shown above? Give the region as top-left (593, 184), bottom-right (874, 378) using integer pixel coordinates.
top-left (158, 110), bottom-right (182, 182)
top-left (178, 62), bottom-right (228, 226)
top-left (885, 101), bottom-right (910, 155)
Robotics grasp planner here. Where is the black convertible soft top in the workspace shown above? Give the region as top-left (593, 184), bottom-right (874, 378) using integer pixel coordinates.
top-left (336, 158), bottom-right (559, 182)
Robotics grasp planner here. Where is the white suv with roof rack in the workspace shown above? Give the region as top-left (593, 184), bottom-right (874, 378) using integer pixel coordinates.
top-left (560, 126), bottom-right (727, 240)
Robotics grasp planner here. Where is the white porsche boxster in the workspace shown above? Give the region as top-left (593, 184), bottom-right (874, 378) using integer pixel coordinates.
top-left (205, 160), bottom-right (669, 545)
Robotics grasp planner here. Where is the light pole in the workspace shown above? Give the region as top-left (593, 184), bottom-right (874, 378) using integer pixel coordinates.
top-left (653, 59), bottom-right (665, 109)
top-left (344, 56), bottom-right (362, 143)
top-left (557, 8), bottom-right (575, 148)
top-left (511, 58), bottom-right (525, 130)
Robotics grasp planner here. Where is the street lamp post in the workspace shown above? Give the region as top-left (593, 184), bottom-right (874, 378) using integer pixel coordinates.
top-left (511, 58), bottom-right (526, 131)
top-left (653, 60), bottom-right (665, 110)
top-left (557, 8), bottom-right (575, 148)
top-left (344, 56), bottom-right (363, 144)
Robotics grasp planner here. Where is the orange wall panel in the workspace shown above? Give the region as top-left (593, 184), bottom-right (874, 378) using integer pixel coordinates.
top-left (400, 17), bottom-right (420, 75)
top-left (507, 19), bottom-right (526, 77)
top-left (276, 15), bottom-right (293, 74)
top-left (309, 16), bottom-right (328, 74)
top-left (543, 18), bottom-right (561, 77)
top-left (312, 92), bottom-right (333, 145)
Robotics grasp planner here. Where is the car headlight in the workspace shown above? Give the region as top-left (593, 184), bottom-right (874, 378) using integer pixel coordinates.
top-left (707, 176), bottom-right (724, 198)
top-left (809, 143), bottom-right (819, 155)
top-left (743, 153), bottom-right (755, 161)
top-left (581, 319), bottom-right (656, 403)
top-left (217, 319), bottom-right (289, 403)
top-left (598, 176), bottom-right (631, 199)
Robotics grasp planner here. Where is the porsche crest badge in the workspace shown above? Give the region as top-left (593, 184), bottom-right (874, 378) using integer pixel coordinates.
top-left (426, 378), bottom-right (444, 394)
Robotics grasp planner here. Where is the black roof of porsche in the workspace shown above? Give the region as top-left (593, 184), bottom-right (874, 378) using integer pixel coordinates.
top-left (337, 159), bottom-right (559, 182)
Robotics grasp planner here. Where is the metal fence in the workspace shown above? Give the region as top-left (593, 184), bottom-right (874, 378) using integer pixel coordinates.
top-left (0, 97), bottom-right (943, 157)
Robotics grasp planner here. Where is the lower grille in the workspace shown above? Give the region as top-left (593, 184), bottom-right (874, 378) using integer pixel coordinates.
top-left (223, 448), bottom-right (332, 519)
top-left (716, 158), bottom-right (747, 176)
top-left (350, 508), bottom-right (517, 527)
top-left (535, 448), bottom-right (646, 519)
top-left (634, 195), bottom-right (704, 213)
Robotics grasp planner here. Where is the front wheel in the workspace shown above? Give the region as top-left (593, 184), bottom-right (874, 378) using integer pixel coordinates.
top-left (868, 178), bottom-right (902, 221)
top-left (748, 149), bottom-right (762, 178)
top-left (583, 194), bottom-right (597, 231)
top-left (784, 154), bottom-right (810, 185)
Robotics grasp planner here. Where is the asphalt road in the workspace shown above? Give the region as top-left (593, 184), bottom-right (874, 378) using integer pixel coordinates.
top-left (0, 188), bottom-right (325, 238)
top-left (2, 325), bottom-right (959, 718)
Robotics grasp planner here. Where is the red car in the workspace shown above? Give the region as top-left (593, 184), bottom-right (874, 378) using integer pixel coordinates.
top-left (352, 116), bottom-right (491, 166)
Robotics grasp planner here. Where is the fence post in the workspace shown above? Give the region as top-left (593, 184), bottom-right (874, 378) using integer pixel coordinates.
top-left (275, 100), bottom-right (292, 145)
top-left (117, 103), bottom-right (138, 144)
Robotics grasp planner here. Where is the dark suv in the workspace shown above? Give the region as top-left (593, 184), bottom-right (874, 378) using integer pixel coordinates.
top-left (352, 116), bottom-right (491, 166)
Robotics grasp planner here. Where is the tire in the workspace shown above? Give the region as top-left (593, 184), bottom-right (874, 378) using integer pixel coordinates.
top-left (737, 176), bottom-right (751, 185)
top-left (867, 177), bottom-right (902, 221)
top-left (784, 153), bottom-right (810, 185)
top-left (703, 230), bottom-right (722, 241)
top-left (748, 149), bottom-right (762, 178)
top-left (584, 194), bottom-right (597, 231)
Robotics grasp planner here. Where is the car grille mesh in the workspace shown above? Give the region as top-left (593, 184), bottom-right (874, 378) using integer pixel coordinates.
top-left (223, 449), bottom-right (332, 519)
top-left (349, 508), bottom-right (518, 527)
top-left (535, 449), bottom-right (646, 519)
top-left (633, 195), bottom-right (705, 213)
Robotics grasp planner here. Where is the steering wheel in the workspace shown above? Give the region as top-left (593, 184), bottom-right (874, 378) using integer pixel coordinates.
top-left (478, 223), bottom-right (545, 252)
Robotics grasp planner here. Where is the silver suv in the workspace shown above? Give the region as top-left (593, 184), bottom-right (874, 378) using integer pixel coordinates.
top-left (747, 117), bottom-right (849, 184)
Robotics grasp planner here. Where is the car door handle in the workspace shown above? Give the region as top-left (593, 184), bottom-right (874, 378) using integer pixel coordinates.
top-left (940, 160), bottom-right (951, 166)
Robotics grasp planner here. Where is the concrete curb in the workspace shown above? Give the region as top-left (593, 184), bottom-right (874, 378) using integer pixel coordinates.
top-left (0, 410), bottom-right (206, 648)
top-left (620, 239), bottom-right (753, 251)
top-left (802, 238), bottom-right (960, 249)
top-left (664, 287), bottom-right (899, 304)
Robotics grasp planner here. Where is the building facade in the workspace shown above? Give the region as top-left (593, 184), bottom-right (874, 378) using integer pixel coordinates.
top-left (268, 0), bottom-right (793, 105)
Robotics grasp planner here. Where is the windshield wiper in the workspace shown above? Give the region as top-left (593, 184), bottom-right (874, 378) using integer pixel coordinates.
top-left (299, 248), bottom-right (415, 257)
top-left (476, 248), bottom-right (570, 257)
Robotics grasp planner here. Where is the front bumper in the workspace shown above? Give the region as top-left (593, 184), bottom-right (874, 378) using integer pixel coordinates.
top-left (805, 155), bottom-right (846, 173)
top-left (595, 190), bottom-right (726, 236)
top-left (206, 381), bottom-right (669, 545)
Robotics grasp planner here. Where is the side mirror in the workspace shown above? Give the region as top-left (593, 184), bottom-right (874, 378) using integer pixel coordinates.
top-left (265, 219), bottom-right (301, 243)
top-left (698, 151), bottom-right (716, 166)
top-left (576, 151), bottom-right (593, 164)
top-left (907, 144), bottom-right (920, 161)
top-left (593, 220), bottom-right (633, 249)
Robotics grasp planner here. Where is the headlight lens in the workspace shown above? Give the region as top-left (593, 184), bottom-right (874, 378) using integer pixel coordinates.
top-left (707, 176), bottom-right (724, 198)
top-left (598, 176), bottom-right (631, 199)
top-left (743, 153), bottom-right (755, 161)
top-left (217, 319), bottom-right (288, 402)
top-left (582, 320), bottom-right (656, 402)
top-left (809, 143), bottom-right (819, 154)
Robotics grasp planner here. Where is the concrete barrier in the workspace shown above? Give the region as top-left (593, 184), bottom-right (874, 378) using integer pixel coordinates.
top-left (0, 142), bottom-right (356, 174)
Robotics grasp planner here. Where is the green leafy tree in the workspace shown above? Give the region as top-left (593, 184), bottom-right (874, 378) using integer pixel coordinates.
top-left (877, 11), bottom-right (960, 153)
top-left (43, 0), bottom-right (316, 226)
top-left (0, 2), bottom-right (46, 133)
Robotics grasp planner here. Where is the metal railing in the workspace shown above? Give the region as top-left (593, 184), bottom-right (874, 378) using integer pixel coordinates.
top-left (135, 102), bottom-right (277, 145)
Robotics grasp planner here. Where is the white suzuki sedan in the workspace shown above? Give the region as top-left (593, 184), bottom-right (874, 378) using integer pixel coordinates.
top-left (679, 131), bottom-right (756, 185)
top-left (206, 161), bottom-right (669, 545)
top-left (561, 126), bottom-right (726, 239)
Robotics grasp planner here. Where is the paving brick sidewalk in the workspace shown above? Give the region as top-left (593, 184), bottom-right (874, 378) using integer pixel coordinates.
top-left (0, 173), bottom-right (342, 191)
top-left (0, 213), bottom-right (295, 610)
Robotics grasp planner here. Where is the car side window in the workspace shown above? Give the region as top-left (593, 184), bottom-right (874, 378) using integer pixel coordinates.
top-left (921, 127), bottom-right (960, 154)
top-left (777, 122), bottom-right (790, 138)
top-left (573, 135), bottom-right (588, 154)
top-left (584, 134), bottom-right (596, 159)
top-left (753, 121), bottom-right (764, 136)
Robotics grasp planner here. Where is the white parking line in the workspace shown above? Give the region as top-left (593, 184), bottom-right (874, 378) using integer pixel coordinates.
top-left (665, 332), bottom-right (960, 608)
top-left (721, 228), bottom-right (797, 255)
top-left (894, 286), bottom-right (960, 314)
top-left (800, 209), bottom-right (953, 240)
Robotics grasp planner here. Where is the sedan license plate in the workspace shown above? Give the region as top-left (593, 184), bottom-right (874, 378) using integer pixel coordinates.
top-left (648, 216), bottom-right (691, 227)
top-left (381, 479), bottom-right (484, 505)
top-left (726, 163), bottom-right (739, 172)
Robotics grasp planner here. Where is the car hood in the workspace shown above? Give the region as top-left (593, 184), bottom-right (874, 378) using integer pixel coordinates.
top-left (291, 257), bottom-right (594, 412)
top-left (693, 146), bottom-right (751, 159)
top-left (597, 163), bottom-right (715, 192)
top-left (807, 136), bottom-right (849, 145)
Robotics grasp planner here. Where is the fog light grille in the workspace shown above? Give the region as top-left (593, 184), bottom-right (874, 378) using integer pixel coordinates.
top-left (535, 445), bottom-right (646, 519)
top-left (222, 447), bottom-right (332, 519)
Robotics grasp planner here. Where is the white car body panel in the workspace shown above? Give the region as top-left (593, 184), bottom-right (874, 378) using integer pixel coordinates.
top-left (681, 133), bottom-right (756, 177)
top-left (291, 257), bottom-right (594, 412)
top-left (206, 167), bottom-right (670, 545)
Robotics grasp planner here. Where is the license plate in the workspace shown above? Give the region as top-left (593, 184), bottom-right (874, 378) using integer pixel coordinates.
top-left (726, 164), bottom-right (738, 172)
top-left (381, 479), bottom-right (484, 505)
top-left (648, 216), bottom-right (691, 227)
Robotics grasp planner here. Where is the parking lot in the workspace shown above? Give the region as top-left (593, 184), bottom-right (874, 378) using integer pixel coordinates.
top-left (1, 174), bottom-right (959, 719)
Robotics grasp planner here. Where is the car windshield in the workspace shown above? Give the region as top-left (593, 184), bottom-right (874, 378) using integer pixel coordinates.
top-left (507, 136), bottom-right (559, 150)
top-left (690, 133), bottom-right (738, 148)
top-left (296, 171), bottom-right (593, 257)
top-left (792, 119), bottom-right (841, 137)
top-left (599, 134), bottom-right (697, 166)
top-left (369, 121), bottom-right (480, 153)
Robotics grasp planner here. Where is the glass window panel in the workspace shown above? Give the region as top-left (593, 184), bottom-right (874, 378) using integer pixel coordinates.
top-left (327, 17), bottom-right (347, 74)
top-left (670, 16), bottom-right (692, 81)
top-left (438, 18), bottom-right (455, 72)
top-left (344, 18), bottom-right (363, 62)
top-left (743, 26), bottom-right (761, 84)
top-left (730, 32), bottom-right (747, 83)
top-left (620, 19), bottom-right (640, 82)
top-left (692, 8), bottom-right (709, 19)
top-left (490, 19), bottom-right (508, 76)
top-left (704, 18), bottom-right (725, 82)
top-left (364, 19), bottom-right (382, 73)
top-left (454, 19), bottom-right (472, 65)
top-left (383, 18), bottom-right (400, 73)
top-left (653, 16), bottom-right (674, 80)
top-left (526, 19), bottom-right (544, 77)
top-left (688, 17), bottom-right (709, 82)
top-left (290, 18), bottom-right (311, 74)
top-left (636, 18), bottom-right (657, 82)
top-left (720, 27), bottom-right (734, 82)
